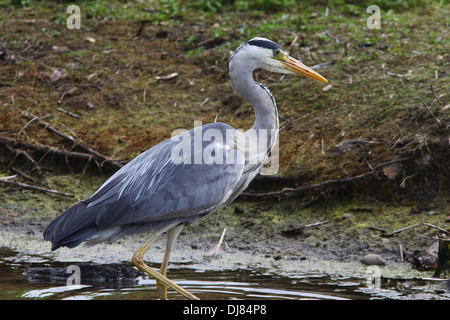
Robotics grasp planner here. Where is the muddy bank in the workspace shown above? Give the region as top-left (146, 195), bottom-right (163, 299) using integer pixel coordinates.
top-left (0, 216), bottom-right (432, 281)
top-left (0, 1), bottom-right (449, 294)
top-left (0, 189), bottom-right (448, 274)
top-left (1, 179), bottom-right (449, 301)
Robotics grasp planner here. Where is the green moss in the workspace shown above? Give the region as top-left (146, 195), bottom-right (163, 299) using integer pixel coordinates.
top-left (0, 171), bottom-right (109, 222)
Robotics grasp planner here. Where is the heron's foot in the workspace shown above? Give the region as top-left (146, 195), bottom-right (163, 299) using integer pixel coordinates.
top-left (157, 280), bottom-right (168, 300)
top-left (132, 254), bottom-right (199, 300)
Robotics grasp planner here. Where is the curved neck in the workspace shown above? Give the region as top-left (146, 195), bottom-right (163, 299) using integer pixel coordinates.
top-left (229, 59), bottom-right (279, 163)
top-left (229, 69), bottom-right (278, 132)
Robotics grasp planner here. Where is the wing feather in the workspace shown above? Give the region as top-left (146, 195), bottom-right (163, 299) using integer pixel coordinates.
top-left (44, 123), bottom-right (245, 249)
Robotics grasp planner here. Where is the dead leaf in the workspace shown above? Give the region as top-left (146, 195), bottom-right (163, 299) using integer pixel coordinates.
top-left (382, 163), bottom-right (402, 180)
top-left (66, 87), bottom-right (80, 96)
top-left (441, 104), bottom-right (450, 112)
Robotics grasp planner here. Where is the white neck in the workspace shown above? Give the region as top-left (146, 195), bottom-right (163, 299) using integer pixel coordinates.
top-left (228, 50), bottom-right (279, 166)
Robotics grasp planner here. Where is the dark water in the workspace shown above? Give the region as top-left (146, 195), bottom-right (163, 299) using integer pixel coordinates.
top-left (0, 247), bottom-right (448, 300)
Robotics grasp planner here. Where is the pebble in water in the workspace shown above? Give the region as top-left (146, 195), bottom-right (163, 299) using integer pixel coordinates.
top-left (360, 254), bottom-right (387, 266)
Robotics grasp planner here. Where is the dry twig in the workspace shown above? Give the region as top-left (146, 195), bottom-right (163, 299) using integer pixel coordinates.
top-left (2, 140), bottom-right (41, 174)
top-left (214, 228), bottom-right (227, 256)
top-left (20, 111), bottom-right (122, 169)
top-left (282, 219), bottom-right (329, 236)
top-left (56, 107), bottom-right (81, 119)
top-left (241, 157), bottom-right (412, 198)
top-left (0, 136), bottom-right (97, 168)
top-left (0, 175), bottom-right (74, 197)
top-left (420, 235), bottom-right (450, 242)
top-left (430, 84), bottom-right (444, 107)
top-left (382, 222), bottom-right (448, 237)
top-left (10, 166), bottom-right (35, 182)
top-left (418, 95), bottom-right (441, 124)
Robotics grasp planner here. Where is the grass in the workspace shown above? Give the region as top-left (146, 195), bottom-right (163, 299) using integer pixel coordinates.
top-left (0, 0), bottom-right (448, 217)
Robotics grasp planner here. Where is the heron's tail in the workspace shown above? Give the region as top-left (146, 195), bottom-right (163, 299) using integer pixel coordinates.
top-left (43, 201), bottom-right (98, 251)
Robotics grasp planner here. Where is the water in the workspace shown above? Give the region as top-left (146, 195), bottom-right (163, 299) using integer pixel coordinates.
top-left (1, 247), bottom-right (449, 300)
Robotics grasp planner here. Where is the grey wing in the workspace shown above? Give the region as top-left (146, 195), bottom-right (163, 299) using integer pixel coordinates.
top-left (43, 123), bottom-right (244, 249)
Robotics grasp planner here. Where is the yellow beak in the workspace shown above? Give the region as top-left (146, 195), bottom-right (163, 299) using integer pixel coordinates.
top-left (282, 57), bottom-right (328, 83)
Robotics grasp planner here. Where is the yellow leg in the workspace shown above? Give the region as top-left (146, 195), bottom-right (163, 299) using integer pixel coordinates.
top-left (132, 226), bottom-right (198, 300)
top-left (157, 224), bottom-right (184, 300)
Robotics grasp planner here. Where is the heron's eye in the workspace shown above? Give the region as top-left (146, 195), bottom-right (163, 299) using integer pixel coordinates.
top-left (273, 49), bottom-right (282, 58)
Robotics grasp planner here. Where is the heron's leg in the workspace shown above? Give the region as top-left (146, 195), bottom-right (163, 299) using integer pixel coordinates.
top-left (132, 229), bottom-right (199, 300)
top-left (157, 224), bottom-right (184, 300)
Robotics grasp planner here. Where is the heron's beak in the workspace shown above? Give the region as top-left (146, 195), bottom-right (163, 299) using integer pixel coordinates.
top-left (282, 56), bottom-right (328, 83)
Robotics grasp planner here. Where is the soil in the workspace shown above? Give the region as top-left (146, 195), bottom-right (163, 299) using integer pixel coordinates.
top-left (1, 188), bottom-right (449, 277)
top-left (0, 1), bottom-right (449, 279)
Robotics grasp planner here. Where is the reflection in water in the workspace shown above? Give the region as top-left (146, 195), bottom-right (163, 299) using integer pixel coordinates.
top-left (22, 284), bottom-right (91, 299)
top-left (0, 248), bottom-right (449, 300)
top-left (18, 277), bottom-right (350, 300)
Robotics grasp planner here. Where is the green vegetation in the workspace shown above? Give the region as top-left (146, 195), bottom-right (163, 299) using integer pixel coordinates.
top-left (1, 0), bottom-right (448, 179)
top-left (0, 0), bottom-right (448, 259)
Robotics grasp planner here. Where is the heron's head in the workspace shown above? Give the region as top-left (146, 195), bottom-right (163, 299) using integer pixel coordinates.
top-left (232, 37), bottom-right (327, 83)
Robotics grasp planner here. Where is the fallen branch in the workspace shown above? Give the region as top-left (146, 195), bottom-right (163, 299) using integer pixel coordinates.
top-left (10, 166), bottom-right (35, 182)
top-left (20, 111), bottom-right (122, 169)
top-left (422, 223), bottom-right (448, 234)
top-left (2, 140), bottom-right (41, 174)
top-left (382, 223), bottom-right (421, 237)
top-left (241, 157), bottom-right (412, 198)
top-left (368, 226), bottom-right (387, 234)
top-left (282, 219), bottom-right (329, 236)
top-left (56, 107), bottom-right (81, 119)
top-left (0, 175), bottom-right (74, 197)
top-left (311, 61), bottom-right (335, 70)
top-left (382, 222), bottom-right (448, 238)
top-left (420, 235), bottom-right (450, 242)
top-left (0, 136), bottom-right (98, 168)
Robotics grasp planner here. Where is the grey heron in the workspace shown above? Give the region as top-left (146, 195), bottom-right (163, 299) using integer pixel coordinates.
top-left (43, 37), bottom-right (327, 300)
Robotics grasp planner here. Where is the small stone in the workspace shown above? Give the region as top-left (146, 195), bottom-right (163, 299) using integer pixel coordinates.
top-left (360, 254), bottom-right (387, 266)
top-left (413, 242), bottom-right (439, 270)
